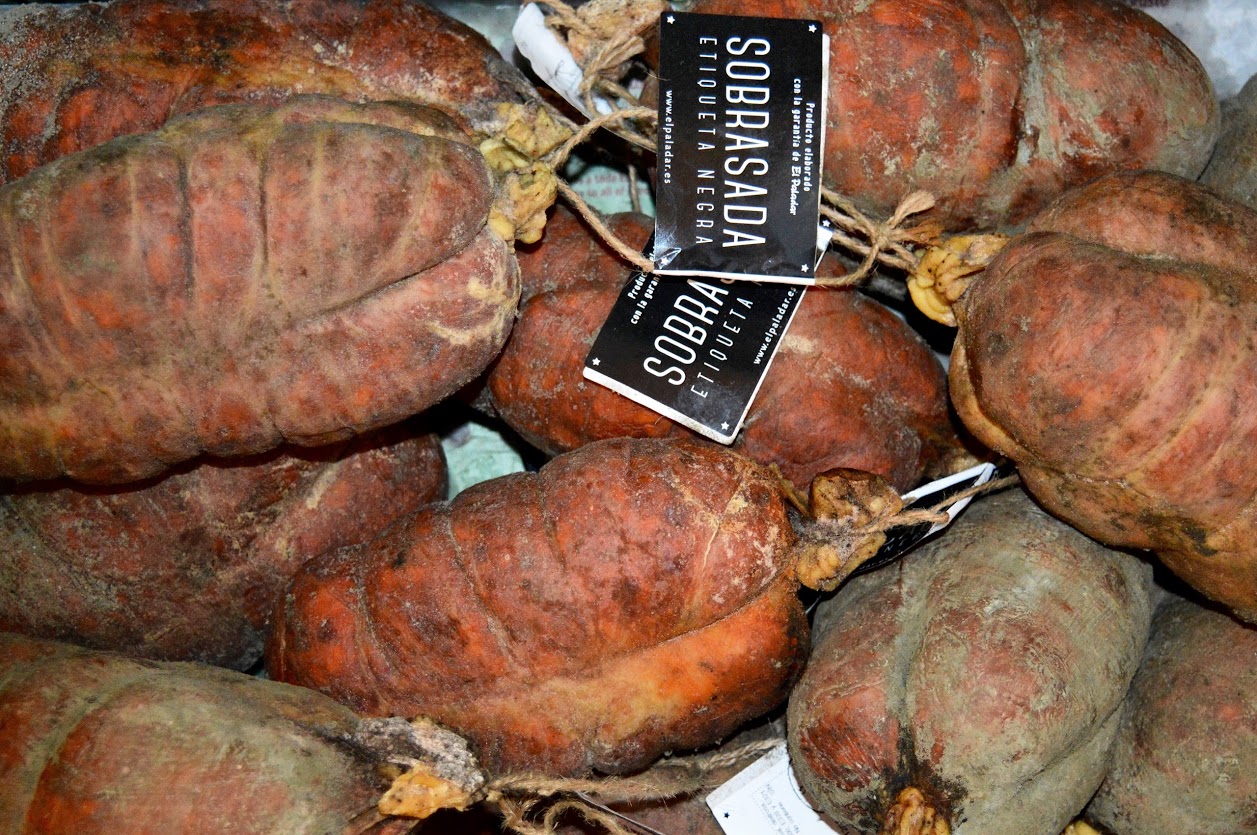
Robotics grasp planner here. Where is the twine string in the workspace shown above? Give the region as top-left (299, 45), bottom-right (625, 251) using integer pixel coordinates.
top-left (541, 106), bottom-right (659, 273)
top-left (546, 107), bottom-right (658, 171)
top-left (817, 189), bottom-right (940, 286)
top-left (790, 469), bottom-right (1020, 591)
top-left (858, 473), bottom-right (1021, 536)
top-left (539, 0), bottom-right (658, 151)
top-left (557, 179), bottom-right (655, 272)
top-left (577, 32), bottom-right (647, 104)
top-left (537, 0), bottom-right (586, 34)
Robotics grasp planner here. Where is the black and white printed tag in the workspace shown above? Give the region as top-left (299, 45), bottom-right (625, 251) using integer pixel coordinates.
top-left (851, 460), bottom-right (1013, 578)
top-left (653, 11), bottom-right (829, 283)
top-left (583, 262), bottom-right (804, 445)
top-left (706, 741), bottom-right (832, 835)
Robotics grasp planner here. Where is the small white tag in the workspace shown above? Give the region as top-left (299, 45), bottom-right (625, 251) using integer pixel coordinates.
top-left (706, 741), bottom-right (835, 835)
top-left (902, 460), bottom-right (999, 536)
top-left (512, 3), bottom-right (614, 118)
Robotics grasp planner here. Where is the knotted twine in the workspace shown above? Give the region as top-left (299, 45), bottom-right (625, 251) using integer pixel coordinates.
top-left (539, 0), bottom-right (664, 145)
top-left (543, 106), bottom-right (657, 273)
top-left (817, 188), bottom-right (942, 287)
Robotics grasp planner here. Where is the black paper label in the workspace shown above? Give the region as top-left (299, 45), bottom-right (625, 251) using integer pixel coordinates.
top-left (583, 265), bottom-right (805, 444)
top-left (653, 11), bottom-right (828, 283)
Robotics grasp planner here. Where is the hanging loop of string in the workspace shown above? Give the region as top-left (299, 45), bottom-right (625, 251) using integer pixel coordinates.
top-left (544, 107), bottom-right (659, 273)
